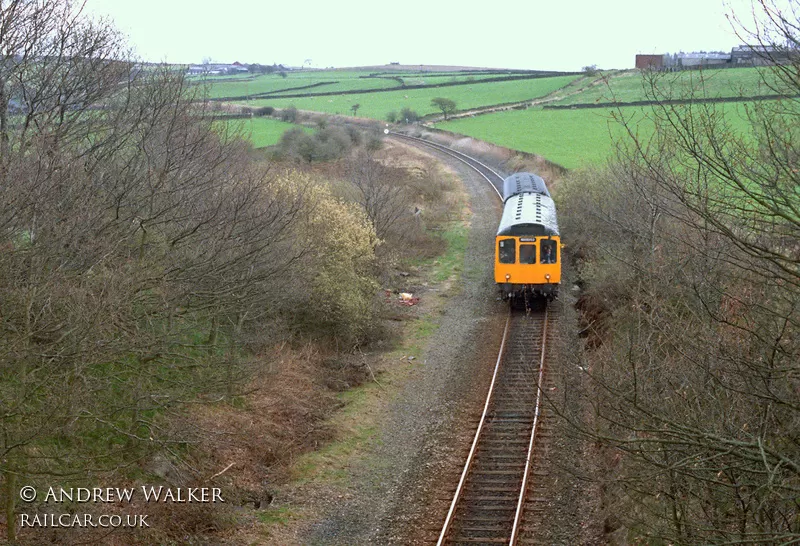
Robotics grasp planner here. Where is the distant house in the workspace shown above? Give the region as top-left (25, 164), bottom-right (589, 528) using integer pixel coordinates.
top-left (677, 52), bottom-right (731, 68)
top-left (186, 63), bottom-right (250, 76)
top-left (637, 45), bottom-right (796, 71)
top-left (635, 54), bottom-right (665, 70)
top-left (731, 45), bottom-right (794, 65)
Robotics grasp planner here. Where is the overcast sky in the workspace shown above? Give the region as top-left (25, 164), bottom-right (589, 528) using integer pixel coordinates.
top-left (83, 0), bottom-right (771, 71)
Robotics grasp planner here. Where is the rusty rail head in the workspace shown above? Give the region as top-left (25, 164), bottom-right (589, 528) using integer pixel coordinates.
top-left (509, 307), bottom-right (549, 546)
top-left (437, 310), bottom-right (511, 546)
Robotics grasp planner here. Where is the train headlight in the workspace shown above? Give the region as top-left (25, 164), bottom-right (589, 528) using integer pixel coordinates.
top-left (505, 273), bottom-right (511, 280)
top-left (545, 273), bottom-right (551, 281)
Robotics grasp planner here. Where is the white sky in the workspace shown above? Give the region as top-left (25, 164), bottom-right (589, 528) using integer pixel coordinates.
top-left (83, 0), bottom-right (770, 71)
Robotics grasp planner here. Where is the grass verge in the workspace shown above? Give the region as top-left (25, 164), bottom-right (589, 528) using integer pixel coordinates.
top-left (265, 179), bottom-right (472, 541)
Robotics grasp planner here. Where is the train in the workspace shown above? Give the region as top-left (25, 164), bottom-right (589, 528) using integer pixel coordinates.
top-left (494, 172), bottom-right (561, 304)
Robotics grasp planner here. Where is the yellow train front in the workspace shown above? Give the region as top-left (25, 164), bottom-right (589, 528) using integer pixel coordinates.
top-left (494, 173), bottom-right (561, 302)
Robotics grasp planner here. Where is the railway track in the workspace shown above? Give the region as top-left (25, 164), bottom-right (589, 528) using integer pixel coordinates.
top-left (389, 132), bottom-right (504, 197)
top-left (389, 132), bottom-right (560, 545)
top-left (437, 307), bottom-right (556, 545)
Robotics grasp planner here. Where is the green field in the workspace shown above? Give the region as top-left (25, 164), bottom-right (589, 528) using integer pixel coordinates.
top-left (219, 117), bottom-right (307, 148)
top-left (243, 75), bottom-right (579, 119)
top-left (548, 67), bottom-right (781, 106)
top-left (204, 69), bottom-right (553, 100)
top-left (206, 71), bottom-right (399, 99)
top-left (439, 100), bottom-right (758, 169)
top-left (210, 66), bottom-right (778, 168)
top-left (441, 107), bottom-right (643, 169)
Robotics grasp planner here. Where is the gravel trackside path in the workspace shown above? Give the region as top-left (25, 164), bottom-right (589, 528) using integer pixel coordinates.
top-left (284, 140), bottom-right (604, 546)
top-left (299, 144), bottom-right (507, 545)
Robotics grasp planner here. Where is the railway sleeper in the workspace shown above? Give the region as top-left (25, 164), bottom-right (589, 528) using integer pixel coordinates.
top-left (471, 464), bottom-right (526, 472)
top-left (482, 433), bottom-right (533, 441)
top-left (448, 536), bottom-right (508, 544)
top-left (481, 438), bottom-right (533, 445)
top-left (452, 530), bottom-right (511, 539)
top-left (461, 497), bottom-right (519, 505)
top-left (472, 476), bottom-right (522, 484)
top-left (464, 486), bottom-right (522, 493)
top-left (457, 526), bottom-right (513, 534)
top-left (459, 507), bottom-right (516, 516)
top-left (485, 419), bottom-right (534, 427)
top-left (486, 416), bottom-right (534, 424)
top-left (484, 421), bottom-right (535, 429)
top-left (488, 403), bottom-right (536, 410)
top-left (474, 450), bottom-right (527, 457)
top-left (470, 474), bottom-right (524, 482)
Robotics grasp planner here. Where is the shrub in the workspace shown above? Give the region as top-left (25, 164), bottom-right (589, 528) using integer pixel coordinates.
top-left (276, 125), bottom-right (358, 163)
top-left (279, 105), bottom-right (298, 122)
top-left (256, 106), bottom-right (274, 116)
top-left (400, 107), bottom-right (419, 123)
top-left (276, 173), bottom-right (380, 344)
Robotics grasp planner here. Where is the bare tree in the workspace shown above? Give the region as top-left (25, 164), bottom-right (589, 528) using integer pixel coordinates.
top-left (344, 149), bottom-right (410, 242)
top-left (558, 2), bottom-right (800, 543)
top-left (0, 3), bottom-right (314, 541)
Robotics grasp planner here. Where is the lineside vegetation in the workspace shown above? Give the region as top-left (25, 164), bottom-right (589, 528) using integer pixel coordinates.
top-left (0, 1), bottom-right (462, 543)
top-left (556, 2), bottom-right (799, 541)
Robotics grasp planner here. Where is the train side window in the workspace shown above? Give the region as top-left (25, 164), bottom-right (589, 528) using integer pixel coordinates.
top-left (519, 244), bottom-right (536, 264)
top-left (541, 240), bottom-right (557, 263)
top-left (498, 239), bottom-right (516, 264)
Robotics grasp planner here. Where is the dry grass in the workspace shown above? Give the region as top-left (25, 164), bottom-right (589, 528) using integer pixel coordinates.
top-left (107, 343), bottom-right (346, 544)
top-left (115, 132), bottom-right (465, 545)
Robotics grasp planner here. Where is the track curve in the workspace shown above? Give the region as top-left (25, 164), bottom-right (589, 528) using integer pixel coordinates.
top-left (389, 132), bottom-right (561, 545)
top-left (389, 132), bottom-right (504, 198)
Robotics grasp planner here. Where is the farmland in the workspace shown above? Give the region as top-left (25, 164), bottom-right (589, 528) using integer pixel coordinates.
top-left (204, 68), bottom-right (568, 100)
top-left (440, 106), bottom-right (643, 169)
top-left (208, 66), bottom-right (784, 168)
top-left (544, 66), bottom-right (782, 106)
top-left (438, 100), bottom-right (759, 169)
top-left (242, 74), bottom-right (580, 119)
top-left (229, 117), bottom-right (308, 148)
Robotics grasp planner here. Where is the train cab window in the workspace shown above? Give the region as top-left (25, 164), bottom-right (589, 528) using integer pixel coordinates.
top-left (519, 244), bottom-right (536, 264)
top-left (498, 239), bottom-right (516, 264)
top-left (541, 240), bottom-right (557, 264)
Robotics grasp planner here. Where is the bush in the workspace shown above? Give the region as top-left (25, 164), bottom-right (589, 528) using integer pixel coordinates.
top-left (256, 106), bottom-right (274, 116)
top-left (279, 105), bottom-right (298, 122)
top-left (276, 125), bottom-right (358, 163)
top-left (400, 107), bottom-right (419, 123)
top-left (276, 173), bottom-right (380, 344)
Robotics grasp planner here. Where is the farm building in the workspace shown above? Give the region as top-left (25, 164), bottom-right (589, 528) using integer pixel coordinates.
top-left (635, 54), bottom-right (665, 70)
top-left (186, 63), bottom-right (250, 76)
top-left (637, 45), bottom-right (796, 70)
top-left (731, 45), bottom-right (795, 65)
top-left (675, 52), bottom-right (731, 68)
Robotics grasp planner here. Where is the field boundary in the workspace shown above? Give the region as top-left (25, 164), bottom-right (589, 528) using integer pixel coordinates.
top-left (210, 72), bottom-right (580, 102)
top-left (542, 92), bottom-right (798, 109)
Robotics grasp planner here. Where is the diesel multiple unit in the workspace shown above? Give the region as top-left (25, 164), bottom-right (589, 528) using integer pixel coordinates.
top-left (494, 172), bottom-right (561, 302)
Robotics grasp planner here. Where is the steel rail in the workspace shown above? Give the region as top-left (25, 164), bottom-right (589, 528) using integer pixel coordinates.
top-left (393, 130), bottom-right (552, 545)
top-left (509, 307), bottom-right (550, 545)
top-left (388, 131), bottom-right (503, 199)
top-left (436, 311), bottom-right (511, 546)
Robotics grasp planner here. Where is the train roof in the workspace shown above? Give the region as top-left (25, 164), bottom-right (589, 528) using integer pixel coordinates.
top-left (502, 172), bottom-right (550, 202)
top-left (497, 192), bottom-right (559, 237)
